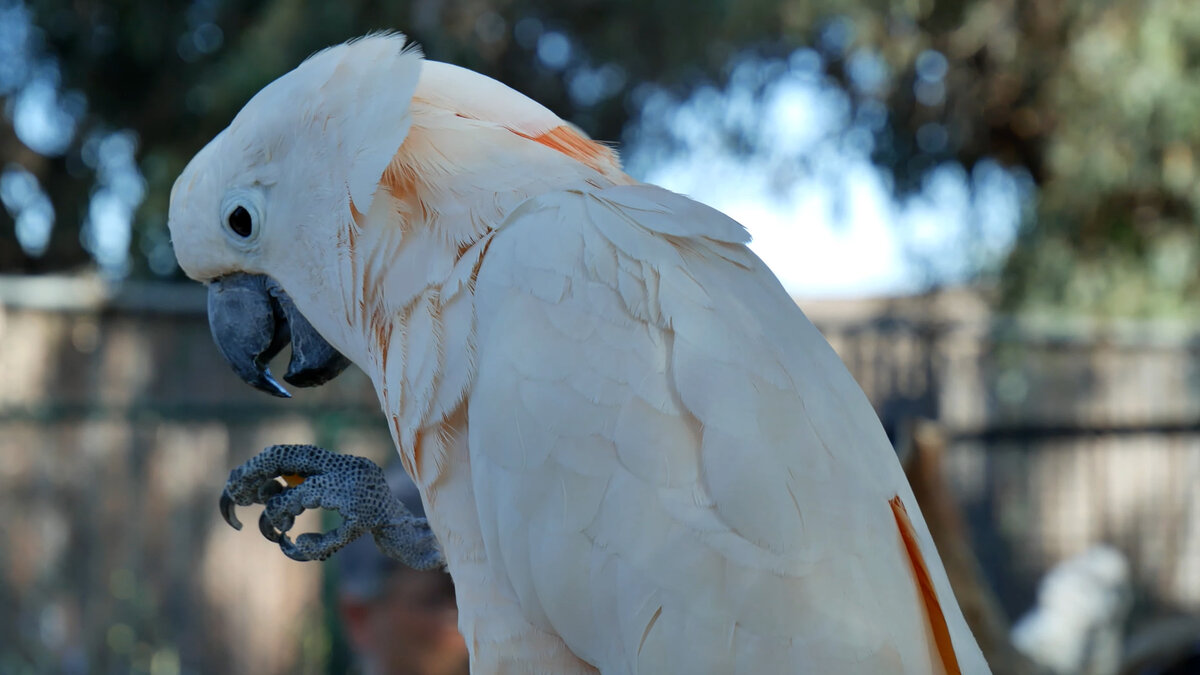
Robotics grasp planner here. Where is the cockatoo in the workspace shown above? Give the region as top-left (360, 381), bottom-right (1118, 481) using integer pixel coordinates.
top-left (1012, 545), bottom-right (1132, 675)
top-left (169, 33), bottom-right (990, 674)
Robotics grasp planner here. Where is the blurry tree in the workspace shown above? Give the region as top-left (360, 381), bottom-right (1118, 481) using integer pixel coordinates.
top-left (1, 0), bottom-right (1198, 315)
top-left (851, 0), bottom-right (1200, 316)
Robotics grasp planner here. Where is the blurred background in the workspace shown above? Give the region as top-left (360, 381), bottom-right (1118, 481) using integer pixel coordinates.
top-left (1, 0), bottom-right (1199, 673)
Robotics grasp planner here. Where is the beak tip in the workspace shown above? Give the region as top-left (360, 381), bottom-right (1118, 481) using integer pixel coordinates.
top-left (256, 372), bottom-right (292, 398)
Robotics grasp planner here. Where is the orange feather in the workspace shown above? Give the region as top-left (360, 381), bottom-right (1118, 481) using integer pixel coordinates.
top-left (890, 495), bottom-right (962, 675)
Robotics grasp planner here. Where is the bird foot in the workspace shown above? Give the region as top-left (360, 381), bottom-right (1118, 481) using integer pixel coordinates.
top-left (219, 444), bottom-right (444, 568)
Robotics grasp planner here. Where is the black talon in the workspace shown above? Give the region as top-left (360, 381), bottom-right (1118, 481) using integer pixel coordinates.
top-left (280, 535), bottom-right (313, 562)
top-left (220, 491), bottom-right (242, 531)
top-left (259, 511), bottom-right (282, 543)
top-left (259, 492), bottom-right (296, 544)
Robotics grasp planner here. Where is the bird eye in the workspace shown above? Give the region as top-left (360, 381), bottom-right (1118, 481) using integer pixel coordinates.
top-left (227, 205), bottom-right (253, 238)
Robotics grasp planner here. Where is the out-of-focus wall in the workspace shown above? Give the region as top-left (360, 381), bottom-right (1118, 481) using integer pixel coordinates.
top-left (808, 290), bottom-right (1200, 620)
top-left (0, 276), bottom-right (396, 674)
top-left (1, 277), bottom-right (1196, 672)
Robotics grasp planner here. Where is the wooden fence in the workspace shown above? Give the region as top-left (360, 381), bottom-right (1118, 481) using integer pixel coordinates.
top-left (809, 291), bottom-right (1200, 620)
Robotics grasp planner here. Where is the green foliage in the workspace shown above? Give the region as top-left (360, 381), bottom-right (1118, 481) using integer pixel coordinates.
top-left (2, 0), bottom-right (1198, 315)
top-left (809, 0), bottom-right (1200, 316)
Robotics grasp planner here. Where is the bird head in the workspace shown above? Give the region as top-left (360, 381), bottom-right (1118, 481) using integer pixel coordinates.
top-left (168, 33), bottom-right (423, 397)
top-left (170, 32), bottom-right (627, 400)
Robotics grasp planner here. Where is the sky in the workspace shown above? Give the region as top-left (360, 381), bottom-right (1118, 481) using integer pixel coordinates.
top-left (621, 51), bottom-right (1029, 298)
top-left (1, 4), bottom-right (1029, 296)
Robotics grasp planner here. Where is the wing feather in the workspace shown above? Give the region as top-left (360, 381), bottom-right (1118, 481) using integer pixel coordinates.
top-left (469, 185), bottom-right (989, 673)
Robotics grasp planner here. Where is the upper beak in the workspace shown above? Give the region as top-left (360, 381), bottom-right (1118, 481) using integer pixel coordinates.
top-left (206, 273), bottom-right (351, 397)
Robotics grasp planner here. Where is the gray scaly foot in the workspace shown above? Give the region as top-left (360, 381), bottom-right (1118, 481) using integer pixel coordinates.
top-left (219, 444), bottom-right (444, 568)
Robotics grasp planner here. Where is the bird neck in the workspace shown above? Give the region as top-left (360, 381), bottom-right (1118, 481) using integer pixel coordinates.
top-left (331, 106), bottom-right (632, 480)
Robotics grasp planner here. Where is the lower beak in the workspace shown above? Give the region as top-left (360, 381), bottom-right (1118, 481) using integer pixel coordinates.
top-left (206, 273), bottom-right (350, 397)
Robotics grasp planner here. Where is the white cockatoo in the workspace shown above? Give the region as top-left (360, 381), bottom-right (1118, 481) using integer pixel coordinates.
top-left (169, 33), bottom-right (990, 674)
top-left (1012, 545), bottom-right (1132, 675)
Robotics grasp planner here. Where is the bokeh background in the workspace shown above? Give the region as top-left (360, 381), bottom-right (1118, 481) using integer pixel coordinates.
top-left (1, 1), bottom-right (1199, 673)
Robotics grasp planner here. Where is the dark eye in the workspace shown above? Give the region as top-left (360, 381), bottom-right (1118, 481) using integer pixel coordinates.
top-left (227, 205), bottom-right (253, 238)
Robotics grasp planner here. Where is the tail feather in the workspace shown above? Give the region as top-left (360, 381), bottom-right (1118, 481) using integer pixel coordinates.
top-left (890, 495), bottom-right (962, 675)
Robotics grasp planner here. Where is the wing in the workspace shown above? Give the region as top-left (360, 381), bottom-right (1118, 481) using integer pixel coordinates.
top-left (468, 185), bottom-right (988, 674)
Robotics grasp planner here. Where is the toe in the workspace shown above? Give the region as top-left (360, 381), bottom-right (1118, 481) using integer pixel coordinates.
top-left (289, 529), bottom-right (357, 562)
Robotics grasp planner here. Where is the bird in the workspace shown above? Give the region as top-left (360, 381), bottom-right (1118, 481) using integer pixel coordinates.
top-left (1012, 545), bottom-right (1132, 675)
top-left (168, 32), bottom-right (991, 674)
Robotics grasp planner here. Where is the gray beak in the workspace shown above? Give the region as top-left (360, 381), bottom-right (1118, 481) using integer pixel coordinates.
top-left (206, 273), bottom-right (351, 398)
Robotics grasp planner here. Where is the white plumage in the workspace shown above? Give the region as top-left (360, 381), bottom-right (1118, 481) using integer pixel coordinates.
top-left (168, 33), bottom-right (990, 673)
